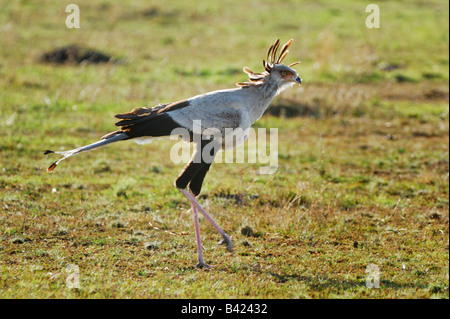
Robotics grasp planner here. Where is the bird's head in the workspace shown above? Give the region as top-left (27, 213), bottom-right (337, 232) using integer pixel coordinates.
top-left (237, 39), bottom-right (302, 90)
top-left (269, 63), bottom-right (302, 87)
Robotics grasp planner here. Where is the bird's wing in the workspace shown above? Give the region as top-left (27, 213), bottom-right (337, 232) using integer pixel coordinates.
top-left (170, 92), bottom-right (250, 136)
top-left (111, 88), bottom-right (252, 145)
top-left (114, 99), bottom-right (190, 128)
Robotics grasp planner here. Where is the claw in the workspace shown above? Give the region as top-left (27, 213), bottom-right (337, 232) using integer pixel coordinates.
top-left (196, 262), bottom-right (211, 269)
top-left (219, 234), bottom-right (233, 252)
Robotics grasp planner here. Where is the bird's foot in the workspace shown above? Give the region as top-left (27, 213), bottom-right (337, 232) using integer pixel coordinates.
top-left (196, 262), bottom-right (211, 269)
top-left (219, 234), bottom-right (233, 252)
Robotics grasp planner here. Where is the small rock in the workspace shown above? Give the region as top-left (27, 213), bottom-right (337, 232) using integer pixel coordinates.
top-left (12, 237), bottom-right (24, 244)
top-left (429, 212), bottom-right (441, 220)
top-left (110, 221), bottom-right (126, 228)
top-left (12, 237), bottom-right (30, 244)
top-left (144, 242), bottom-right (159, 250)
top-left (241, 226), bottom-right (254, 237)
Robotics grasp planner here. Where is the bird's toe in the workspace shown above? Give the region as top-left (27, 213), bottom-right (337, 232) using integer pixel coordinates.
top-left (219, 235), bottom-right (234, 252)
top-left (196, 262), bottom-right (211, 269)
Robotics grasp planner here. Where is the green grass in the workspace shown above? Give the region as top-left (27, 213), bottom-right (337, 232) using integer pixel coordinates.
top-left (0, 0), bottom-right (449, 298)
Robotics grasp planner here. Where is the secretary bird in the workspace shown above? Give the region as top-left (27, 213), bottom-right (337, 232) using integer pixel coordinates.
top-left (45, 39), bottom-right (302, 268)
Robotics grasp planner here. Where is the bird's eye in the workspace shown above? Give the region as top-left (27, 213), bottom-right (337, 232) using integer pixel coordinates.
top-left (281, 71), bottom-right (287, 76)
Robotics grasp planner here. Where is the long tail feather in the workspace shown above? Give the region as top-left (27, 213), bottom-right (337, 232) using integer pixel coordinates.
top-left (44, 133), bottom-right (127, 172)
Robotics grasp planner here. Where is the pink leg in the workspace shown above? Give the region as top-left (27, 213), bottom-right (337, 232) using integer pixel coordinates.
top-left (177, 187), bottom-right (233, 254)
top-left (191, 202), bottom-right (209, 268)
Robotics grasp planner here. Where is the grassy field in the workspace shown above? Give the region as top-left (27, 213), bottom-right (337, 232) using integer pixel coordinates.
top-left (0, 0), bottom-right (448, 299)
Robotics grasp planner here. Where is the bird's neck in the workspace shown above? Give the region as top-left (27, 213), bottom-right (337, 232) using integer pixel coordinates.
top-left (260, 76), bottom-right (294, 100)
top-left (259, 77), bottom-right (280, 101)
top-left (246, 78), bottom-right (282, 123)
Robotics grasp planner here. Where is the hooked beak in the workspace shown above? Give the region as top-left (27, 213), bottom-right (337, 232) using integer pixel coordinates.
top-left (288, 76), bottom-right (302, 85)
